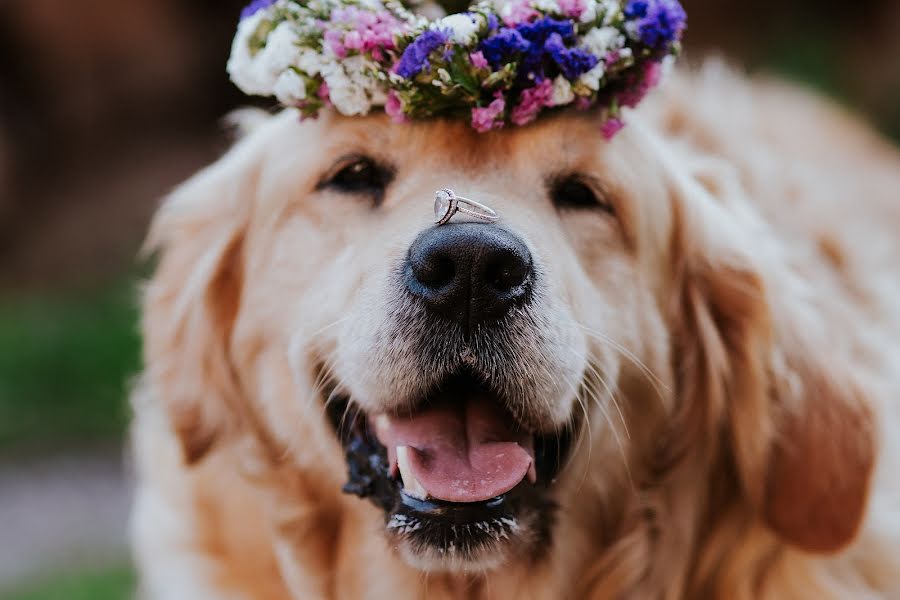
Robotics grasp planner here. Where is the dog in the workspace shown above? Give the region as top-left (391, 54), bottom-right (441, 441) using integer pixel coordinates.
top-left (130, 63), bottom-right (900, 599)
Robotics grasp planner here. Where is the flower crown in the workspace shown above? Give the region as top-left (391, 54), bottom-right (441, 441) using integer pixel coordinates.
top-left (228, 0), bottom-right (686, 137)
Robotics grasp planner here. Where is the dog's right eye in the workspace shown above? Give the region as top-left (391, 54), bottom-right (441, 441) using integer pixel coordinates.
top-left (322, 156), bottom-right (392, 204)
top-left (550, 175), bottom-right (613, 213)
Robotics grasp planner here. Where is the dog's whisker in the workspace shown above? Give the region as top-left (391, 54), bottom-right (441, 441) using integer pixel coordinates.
top-left (569, 379), bottom-right (594, 497)
top-left (583, 360), bottom-right (630, 441)
top-left (306, 315), bottom-right (353, 341)
top-left (576, 323), bottom-right (670, 409)
top-left (583, 374), bottom-right (638, 496)
top-left (584, 378), bottom-right (624, 457)
top-left (575, 322), bottom-right (670, 389)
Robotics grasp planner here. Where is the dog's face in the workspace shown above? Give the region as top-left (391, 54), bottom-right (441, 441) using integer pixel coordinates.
top-left (144, 108), bottom-right (876, 579)
top-left (235, 111), bottom-right (660, 570)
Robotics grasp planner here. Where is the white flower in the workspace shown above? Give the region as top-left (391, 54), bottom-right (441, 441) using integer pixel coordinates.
top-left (600, 0), bottom-right (620, 25)
top-left (325, 69), bottom-right (371, 115)
top-left (660, 54), bottom-right (676, 79)
top-left (226, 13), bottom-right (267, 95)
top-left (322, 56), bottom-right (384, 115)
top-left (625, 20), bottom-right (640, 41)
top-left (581, 26), bottom-right (624, 56)
top-left (273, 70), bottom-right (307, 104)
top-left (533, 0), bottom-right (561, 13)
top-left (227, 19), bottom-right (303, 97)
top-left (437, 13), bottom-right (479, 44)
top-left (297, 48), bottom-right (324, 77)
top-left (578, 0), bottom-right (598, 23)
top-left (579, 63), bottom-right (606, 90)
top-left (551, 76), bottom-right (575, 106)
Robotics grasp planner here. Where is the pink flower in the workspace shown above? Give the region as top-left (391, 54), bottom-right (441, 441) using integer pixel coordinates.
top-left (385, 91), bottom-right (408, 123)
top-left (558, 0), bottom-right (587, 18)
top-left (471, 94), bottom-right (506, 132)
top-left (575, 96), bottom-right (593, 111)
top-left (503, 0), bottom-right (540, 25)
top-left (324, 7), bottom-right (404, 60)
top-left (469, 51), bottom-right (489, 70)
top-left (343, 30), bottom-right (364, 51)
top-left (618, 61), bottom-right (662, 107)
top-left (317, 81), bottom-right (331, 103)
top-left (601, 117), bottom-right (625, 140)
top-left (324, 29), bottom-right (347, 58)
top-left (511, 79), bottom-right (554, 126)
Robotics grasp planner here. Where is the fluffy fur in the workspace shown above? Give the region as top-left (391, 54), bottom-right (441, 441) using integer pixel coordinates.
top-left (130, 63), bottom-right (900, 599)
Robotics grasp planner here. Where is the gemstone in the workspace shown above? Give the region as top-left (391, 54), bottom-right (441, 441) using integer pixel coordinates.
top-left (434, 190), bottom-right (452, 222)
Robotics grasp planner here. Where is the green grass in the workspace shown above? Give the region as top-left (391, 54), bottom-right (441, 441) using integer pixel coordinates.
top-left (0, 280), bottom-right (141, 452)
top-left (0, 566), bottom-right (135, 600)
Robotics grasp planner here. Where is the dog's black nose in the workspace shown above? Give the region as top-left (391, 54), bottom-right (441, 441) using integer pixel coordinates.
top-left (405, 223), bottom-right (533, 330)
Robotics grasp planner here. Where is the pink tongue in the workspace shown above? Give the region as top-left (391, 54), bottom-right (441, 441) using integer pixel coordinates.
top-left (374, 397), bottom-right (534, 503)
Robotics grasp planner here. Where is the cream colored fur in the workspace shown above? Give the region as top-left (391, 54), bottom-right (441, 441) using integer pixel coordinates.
top-left (131, 64), bottom-right (900, 599)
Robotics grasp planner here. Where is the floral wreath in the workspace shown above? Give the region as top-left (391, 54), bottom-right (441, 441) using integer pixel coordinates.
top-left (227, 0), bottom-right (686, 137)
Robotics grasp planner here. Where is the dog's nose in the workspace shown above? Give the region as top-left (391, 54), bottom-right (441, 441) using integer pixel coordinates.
top-left (405, 223), bottom-right (533, 330)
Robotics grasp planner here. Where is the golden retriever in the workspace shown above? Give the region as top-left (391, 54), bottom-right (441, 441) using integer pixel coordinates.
top-left (130, 63), bottom-right (900, 599)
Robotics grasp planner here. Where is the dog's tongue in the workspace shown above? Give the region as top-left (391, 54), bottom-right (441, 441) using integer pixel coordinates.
top-left (374, 396), bottom-right (535, 503)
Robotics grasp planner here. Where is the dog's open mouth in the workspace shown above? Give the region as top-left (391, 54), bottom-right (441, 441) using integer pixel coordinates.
top-left (324, 369), bottom-right (576, 566)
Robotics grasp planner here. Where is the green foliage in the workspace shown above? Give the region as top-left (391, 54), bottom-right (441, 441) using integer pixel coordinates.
top-left (0, 566), bottom-right (135, 600)
top-left (766, 27), bottom-right (844, 102)
top-left (0, 280), bottom-right (141, 451)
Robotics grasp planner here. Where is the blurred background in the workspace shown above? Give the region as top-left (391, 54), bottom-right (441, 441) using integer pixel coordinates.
top-left (0, 0), bottom-right (898, 598)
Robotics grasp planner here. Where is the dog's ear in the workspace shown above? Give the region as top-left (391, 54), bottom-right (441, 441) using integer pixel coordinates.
top-left (668, 163), bottom-right (876, 554)
top-left (142, 147), bottom-right (257, 465)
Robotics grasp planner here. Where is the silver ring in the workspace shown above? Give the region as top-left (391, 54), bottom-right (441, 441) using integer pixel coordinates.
top-left (433, 188), bottom-right (500, 225)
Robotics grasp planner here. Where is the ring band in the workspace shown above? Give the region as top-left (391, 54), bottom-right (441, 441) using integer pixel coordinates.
top-left (433, 188), bottom-right (500, 225)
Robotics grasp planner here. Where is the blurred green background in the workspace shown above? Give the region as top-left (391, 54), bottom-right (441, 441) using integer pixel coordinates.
top-left (0, 0), bottom-right (898, 598)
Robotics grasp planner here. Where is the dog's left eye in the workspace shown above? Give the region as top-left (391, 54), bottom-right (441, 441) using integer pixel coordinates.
top-left (550, 176), bottom-right (612, 212)
top-left (323, 156), bottom-right (393, 204)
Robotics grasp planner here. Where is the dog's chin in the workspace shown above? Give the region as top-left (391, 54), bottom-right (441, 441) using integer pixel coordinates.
top-left (323, 368), bottom-right (577, 572)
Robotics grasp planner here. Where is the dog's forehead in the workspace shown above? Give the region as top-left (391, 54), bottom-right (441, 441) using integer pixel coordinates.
top-left (319, 111), bottom-right (608, 175)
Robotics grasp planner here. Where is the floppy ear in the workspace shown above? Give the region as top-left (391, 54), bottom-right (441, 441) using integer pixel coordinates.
top-left (142, 146), bottom-right (258, 465)
top-left (668, 162), bottom-right (877, 554)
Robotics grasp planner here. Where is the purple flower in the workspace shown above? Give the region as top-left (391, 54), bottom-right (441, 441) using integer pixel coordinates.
top-left (471, 94), bottom-right (507, 132)
top-left (479, 28), bottom-right (531, 67)
top-left (515, 17), bottom-right (574, 43)
top-left (516, 17), bottom-right (577, 81)
top-left (396, 29), bottom-right (449, 78)
top-left (624, 0), bottom-right (686, 49)
top-left (240, 0), bottom-right (277, 20)
top-left (545, 33), bottom-right (599, 79)
top-left (511, 78), bottom-right (554, 126)
top-left (480, 17), bottom-right (578, 80)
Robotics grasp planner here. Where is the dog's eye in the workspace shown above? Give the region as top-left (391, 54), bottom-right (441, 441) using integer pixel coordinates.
top-left (550, 176), bottom-right (612, 212)
top-left (323, 156), bottom-right (392, 204)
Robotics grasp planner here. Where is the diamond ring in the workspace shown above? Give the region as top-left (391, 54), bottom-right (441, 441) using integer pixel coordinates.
top-left (433, 188), bottom-right (500, 226)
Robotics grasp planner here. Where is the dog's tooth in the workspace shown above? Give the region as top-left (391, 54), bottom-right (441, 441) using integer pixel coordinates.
top-left (396, 446), bottom-right (428, 500)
